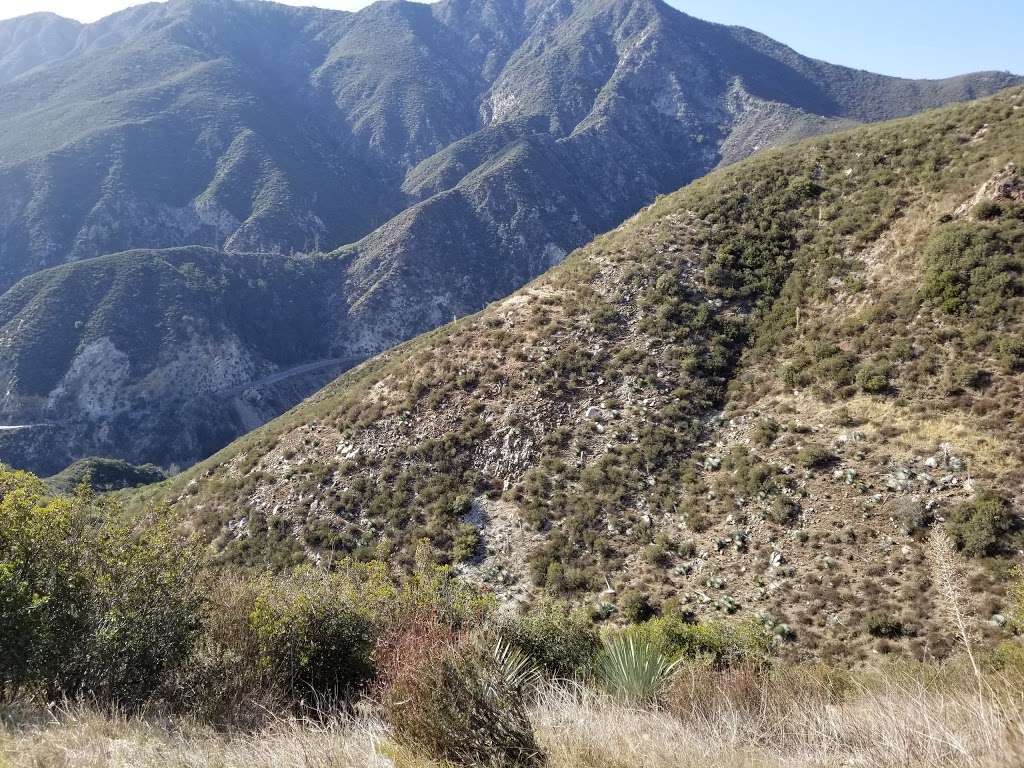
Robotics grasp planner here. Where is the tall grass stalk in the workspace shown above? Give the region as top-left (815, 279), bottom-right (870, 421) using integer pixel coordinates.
top-left (928, 529), bottom-right (982, 686)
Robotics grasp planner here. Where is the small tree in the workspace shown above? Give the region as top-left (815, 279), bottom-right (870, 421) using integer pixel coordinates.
top-left (947, 489), bottom-right (1016, 557)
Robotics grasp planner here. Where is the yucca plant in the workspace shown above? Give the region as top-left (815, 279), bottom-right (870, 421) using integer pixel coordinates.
top-left (493, 637), bottom-right (543, 695)
top-left (379, 630), bottom-right (546, 767)
top-left (596, 634), bottom-right (681, 704)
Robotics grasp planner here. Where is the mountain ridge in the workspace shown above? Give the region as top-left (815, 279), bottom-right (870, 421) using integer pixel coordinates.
top-left (156, 86), bottom-right (1024, 659)
top-left (0, 0), bottom-right (1018, 475)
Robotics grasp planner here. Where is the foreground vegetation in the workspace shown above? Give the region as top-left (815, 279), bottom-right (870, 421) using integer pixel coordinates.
top-left (3, 666), bottom-right (1024, 768)
top-left (3, 467), bottom-right (1024, 766)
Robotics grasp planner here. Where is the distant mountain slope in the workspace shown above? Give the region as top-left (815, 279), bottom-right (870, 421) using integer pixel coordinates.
top-left (161, 87), bottom-right (1024, 659)
top-left (0, 246), bottom-right (359, 473)
top-left (0, 0), bottom-right (1018, 474)
top-left (0, 13), bottom-right (82, 84)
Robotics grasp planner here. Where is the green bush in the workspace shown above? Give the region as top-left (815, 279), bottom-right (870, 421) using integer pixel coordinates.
top-left (751, 419), bottom-right (780, 448)
top-left (181, 558), bottom-right (491, 726)
top-left (865, 611), bottom-right (905, 639)
top-left (644, 533), bottom-right (674, 565)
top-left (768, 496), bottom-right (801, 525)
top-left (944, 363), bottom-right (990, 394)
top-left (498, 602), bottom-right (600, 680)
top-left (717, 446), bottom-right (780, 497)
top-left (247, 568), bottom-right (375, 706)
top-left (973, 200), bottom-right (1004, 221)
top-left (796, 444), bottom-right (837, 469)
top-left (996, 335), bottom-right (1024, 372)
top-left (922, 222), bottom-right (1024, 318)
top-left (855, 362), bottom-right (892, 393)
top-left (380, 632), bottom-right (544, 767)
top-left (620, 589), bottom-right (657, 624)
top-left (451, 523), bottom-right (481, 563)
top-left (0, 468), bottom-right (204, 707)
top-left (947, 489), bottom-right (1017, 557)
top-left (625, 616), bottom-right (771, 668)
top-left (1010, 566), bottom-right (1024, 633)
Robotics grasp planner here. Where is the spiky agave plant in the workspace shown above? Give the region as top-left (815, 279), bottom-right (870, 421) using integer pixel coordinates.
top-left (493, 637), bottom-right (543, 695)
top-left (596, 634), bottom-right (681, 704)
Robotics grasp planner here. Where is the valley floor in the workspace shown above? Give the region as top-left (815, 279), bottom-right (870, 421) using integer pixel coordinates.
top-left (4, 668), bottom-right (1021, 768)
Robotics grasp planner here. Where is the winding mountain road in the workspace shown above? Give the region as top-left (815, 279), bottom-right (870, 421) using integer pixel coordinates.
top-left (218, 357), bottom-right (365, 398)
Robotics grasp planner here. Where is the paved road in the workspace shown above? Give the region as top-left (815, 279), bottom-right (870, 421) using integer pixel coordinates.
top-left (0, 358), bottom-right (366, 433)
top-left (219, 357), bottom-right (365, 397)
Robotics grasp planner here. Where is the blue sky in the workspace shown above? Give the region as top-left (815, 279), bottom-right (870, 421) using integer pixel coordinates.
top-left (674, 1), bottom-right (1023, 79)
top-left (1, 0), bottom-right (1021, 80)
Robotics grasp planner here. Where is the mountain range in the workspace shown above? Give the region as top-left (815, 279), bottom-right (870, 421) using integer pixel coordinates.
top-left (0, 0), bottom-right (1018, 474)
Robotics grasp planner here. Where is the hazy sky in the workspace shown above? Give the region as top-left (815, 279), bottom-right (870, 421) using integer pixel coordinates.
top-left (1, 0), bottom-right (1021, 80)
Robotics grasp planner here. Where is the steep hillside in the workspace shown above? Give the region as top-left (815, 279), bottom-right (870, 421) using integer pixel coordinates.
top-left (0, 13), bottom-right (82, 84)
top-left (0, 0), bottom-right (1018, 474)
top-left (164, 87), bottom-right (1024, 660)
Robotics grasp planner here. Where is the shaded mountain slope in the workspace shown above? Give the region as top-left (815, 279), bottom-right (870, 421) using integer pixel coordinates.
top-left (160, 87), bottom-right (1024, 659)
top-left (0, 0), bottom-right (1018, 474)
top-left (0, 247), bottom-right (357, 473)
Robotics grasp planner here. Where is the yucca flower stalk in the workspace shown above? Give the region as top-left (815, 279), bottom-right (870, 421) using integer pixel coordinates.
top-left (928, 529), bottom-right (982, 686)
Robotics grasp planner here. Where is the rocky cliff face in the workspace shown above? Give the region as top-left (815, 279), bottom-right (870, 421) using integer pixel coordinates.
top-left (0, 0), bottom-right (1018, 473)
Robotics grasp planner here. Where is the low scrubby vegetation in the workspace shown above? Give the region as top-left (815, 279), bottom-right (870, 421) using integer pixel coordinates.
top-left (4, 468), bottom-right (1024, 767)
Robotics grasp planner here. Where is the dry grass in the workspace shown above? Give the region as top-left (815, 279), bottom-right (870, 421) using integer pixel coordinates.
top-left (841, 395), bottom-right (1018, 473)
top-left (0, 708), bottom-right (389, 768)
top-left (4, 666), bottom-right (1023, 768)
top-left (534, 668), bottom-right (1024, 768)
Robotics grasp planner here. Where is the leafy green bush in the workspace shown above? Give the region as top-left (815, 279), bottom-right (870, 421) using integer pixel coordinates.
top-left (1010, 566), bottom-right (1024, 633)
top-left (796, 444), bottom-right (837, 469)
top-left (973, 200), bottom-right (1004, 221)
top-left (498, 602), bottom-right (600, 680)
top-left (723, 446), bottom-right (780, 494)
top-left (451, 523), bottom-right (481, 563)
top-left (947, 489), bottom-right (1017, 557)
top-left (181, 557), bottom-right (492, 726)
top-left (768, 496), bottom-right (801, 525)
top-left (247, 568), bottom-right (375, 706)
top-left (855, 362), bottom-right (892, 394)
top-left (620, 589), bottom-right (657, 623)
top-left (644, 533), bottom-right (675, 566)
top-left (751, 419), bottom-right (780, 448)
top-left (625, 616), bottom-right (771, 668)
top-left (0, 468), bottom-right (204, 707)
top-left (922, 222), bottom-right (1024, 318)
top-left (944, 363), bottom-right (990, 394)
top-left (996, 335), bottom-right (1024, 372)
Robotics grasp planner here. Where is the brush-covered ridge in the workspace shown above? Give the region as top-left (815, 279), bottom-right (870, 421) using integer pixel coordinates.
top-left (163, 87), bottom-right (1024, 660)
